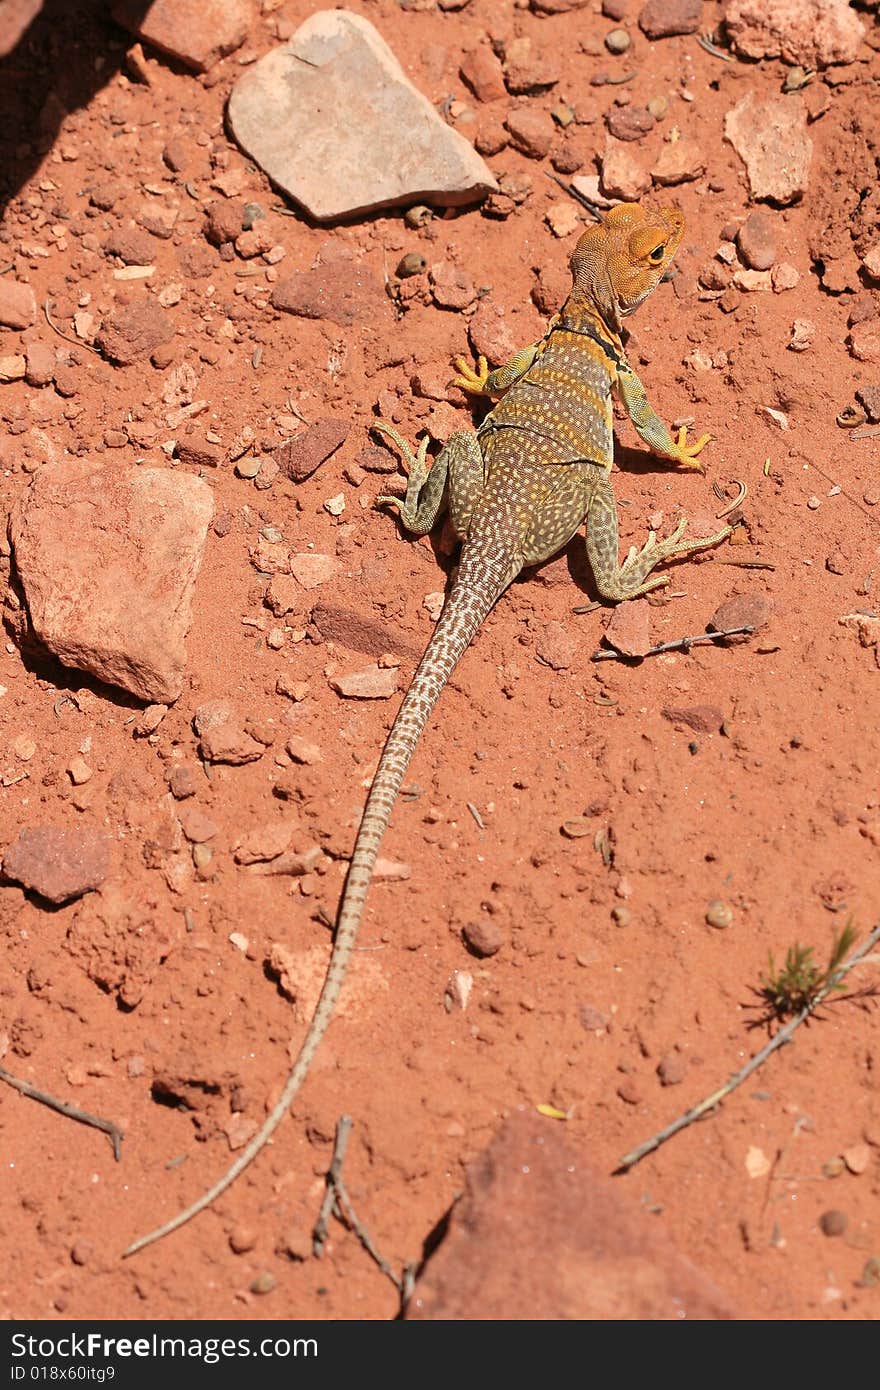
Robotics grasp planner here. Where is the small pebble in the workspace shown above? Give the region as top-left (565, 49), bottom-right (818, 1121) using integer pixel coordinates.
top-left (818, 1209), bottom-right (848, 1237)
top-left (706, 899), bottom-right (733, 929)
top-left (462, 920), bottom-right (505, 957)
top-left (229, 1226), bottom-right (257, 1254)
top-left (236, 456), bottom-right (262, 479)
top-left (250, 1270), bottom-right (277, 1295)
top-left (605, 28), bottom-right (630, 52)
top-left (611, 905), bottom-right (631, 927)
top-left (396, 252), bottom-right (427, 278)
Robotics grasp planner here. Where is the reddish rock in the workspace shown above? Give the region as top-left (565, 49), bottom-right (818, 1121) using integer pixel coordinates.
top-left (736, 212), bottom-right (778, 270)
top-left (112, 0), bottom-right (252, 73)
top-left (176, 804), bottom-right (220, 844)
top-left (708, 592), bottom-right (771, 641)
top-left (290, 553), bottom-right (340, 589)
top-left (407, 1111), bottom-right (741, 1319)
top-left (9, 460), bottom-right (213, 702)
top-left (604, 600), bottom-right (651, 657)
top-left (0, 278), bottom-right (36, 330)
top-left (276, 418), bottom-right (350, 483)
top-left (724, 93), bottom-right (812, 204)
top-left (462, 920), bottom-right (505, 957)
top-left (3, 826), bottom-right (111, 904)
top-left (468, 301), bottom-right (531, 367)
top-left (0, 0), bottom-right (41, 57)
top-left (848, 322), bottom-right (880, 364)
top-left (460, 46), bottom-right (506, 103)
top-left (330, 665), bottom-right (399, 699)
top-left (96, 299), bottom-right (175, 365)
top-left (855, 384), bottom-right (880, 424)
top-left (430, 260), bottom-right (477, 311)
top-left (639, 0), bottom-right (703, 38)
top-left (311, 603), bottom-right (417, 661)
top-left (271, 261), bottom-right (385, 328)
top-left (606, 105), bottom-right (654, 143)
top-left (103, 227), bottom-right (155, 265)
top-left (203, 200), bottom-right (246, 246)
top-left (601, 143), bottom-right (652, 200)
top-left (661, 705), bottom-right (725, 734)
top-left (199, 722), bottom-right (264, 764)
top-left (24, 341), bottom-right (56, 388)
top-left (724, 0), bottom-right (864, 68)
top-left (536, 621), bottom-right (577, 671)
top-left (651, 140), bottom-right (705, 185)
top-left (505, 107), bottom-right (556, 160)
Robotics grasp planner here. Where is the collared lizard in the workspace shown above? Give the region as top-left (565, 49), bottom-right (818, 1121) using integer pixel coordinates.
top-left (125, 202), bottom-right (732, 1256)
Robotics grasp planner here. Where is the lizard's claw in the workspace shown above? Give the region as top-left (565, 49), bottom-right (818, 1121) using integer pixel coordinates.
top-left (452, 353), bottom-right (491, 396)
top-left (671, 425), bottom-right (712, 471)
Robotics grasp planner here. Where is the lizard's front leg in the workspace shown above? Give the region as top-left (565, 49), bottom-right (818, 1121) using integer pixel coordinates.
top-left (615, 361), bottom-right (711, 471)
top-left (452, 322), bottom-right (556, 398)
top-left (373, 422), bottom-right (485, 539)
top-left (586, 468), bottom-right (731, 601)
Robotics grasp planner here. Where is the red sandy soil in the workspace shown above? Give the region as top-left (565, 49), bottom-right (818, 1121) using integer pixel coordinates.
top-left (1, 0), bottom-right (879, 1321)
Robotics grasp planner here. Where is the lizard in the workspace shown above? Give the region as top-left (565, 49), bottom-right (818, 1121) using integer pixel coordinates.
top-left (124, 201), bottom-right (733, 1256)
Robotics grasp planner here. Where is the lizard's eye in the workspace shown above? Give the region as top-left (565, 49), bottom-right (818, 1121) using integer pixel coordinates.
top-left (648, 244), bottom-right (666, 263)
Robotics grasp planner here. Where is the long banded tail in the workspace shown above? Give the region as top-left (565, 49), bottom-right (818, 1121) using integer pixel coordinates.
top-left (124, 548), bottom-right (518, 1256)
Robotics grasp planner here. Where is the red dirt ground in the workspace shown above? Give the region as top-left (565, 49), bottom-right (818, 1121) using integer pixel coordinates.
top-left (1, 0), bottom-right (879, 1321)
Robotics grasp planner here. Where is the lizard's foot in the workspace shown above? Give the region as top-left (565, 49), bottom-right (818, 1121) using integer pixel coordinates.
top-left (668, 425), bottom-right (712, 471)
top-left (373, 420), bottom-right (445, 534)
top-left (372, 419), bottom-right (431, 479)
top-left (451, 354), bottom-right (491, 396)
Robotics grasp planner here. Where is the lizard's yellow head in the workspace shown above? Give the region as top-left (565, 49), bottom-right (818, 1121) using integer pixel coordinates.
top-left (568, 202), bottom-right (684, 332)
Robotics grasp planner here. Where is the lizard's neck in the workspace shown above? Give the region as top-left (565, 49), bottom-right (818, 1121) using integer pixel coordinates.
top-left (559, 293), bottom-right (623, 349)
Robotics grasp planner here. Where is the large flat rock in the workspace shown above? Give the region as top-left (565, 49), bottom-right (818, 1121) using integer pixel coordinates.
top-left (9, 461), bottom-right (213, 703)
top-left (227, 9), bottom-right (498, 222)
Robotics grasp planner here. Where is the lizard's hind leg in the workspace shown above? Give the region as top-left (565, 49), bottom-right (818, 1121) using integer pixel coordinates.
top-left (374, 422), bottom-right (486, 541)
top-left (586, 470), bottom-right (732, 601)
top-left (373, 420), bottom-right (447, 536)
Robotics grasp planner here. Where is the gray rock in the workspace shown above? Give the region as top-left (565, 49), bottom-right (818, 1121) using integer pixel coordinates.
top-left (227, 10), bottom-right (497, 222)
top-left (9, 460), bottom-right (213, 702)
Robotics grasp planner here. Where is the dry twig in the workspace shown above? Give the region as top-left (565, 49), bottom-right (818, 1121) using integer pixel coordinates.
top-left (0, 1064), bottom-right (123, 1159)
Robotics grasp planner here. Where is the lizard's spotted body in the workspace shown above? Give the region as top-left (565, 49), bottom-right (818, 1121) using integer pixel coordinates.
top-left (127, 203), bottom-right (732, 1255)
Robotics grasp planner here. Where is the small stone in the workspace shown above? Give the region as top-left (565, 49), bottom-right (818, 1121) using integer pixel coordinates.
top-left (708, 592), bottom-right (771, 641)
top-left (199, 722), bottom-right (264, 765)
top-left (290, 553), bottom-right (340, 589)
top-left (285, 735), bottom-right (322, 765)
top-left (113, 0), bottom-right (250, 71)
top-left (460, 45), bottom-right (506, 103)
top-left (229, 1226), bottom-right (257, 1254)
top-left (396, 252), bottom-right (427, 279)
top-left (0, 279), bottom-right (37, 330)
top-left (605, 28), bottom-right (630, 53)
top-left (857, 1257), bottom-right (880, 1289)
top-left (651, 140), bottom-right (705, 185)
top-left (788, 319), bottom-right (815, 352)
top-left (462, 920), bottom-right (505, 957)
top-left (235, 456), bottom-right (261, 479)
top-left (855, 385), bottom-right (880, 423)
top-left (657, 1052), bottom-right (687, 1086)
top-left (638, 0), bottom-right (702, 38)
top-left (772, 262), bottom-right (800, 292)
top-left (842, 1143), bottom-right (871, 1175)
top-left (506, 107), bottom-right (556, 160)
top-left (445, 970), bottom-right (473, 1012)
top-left (826, 551), bottom-right (846, 575)
top-left (705, 899), bottom-right (734, 929)
top-left (662, 705), bottom-right (724, 734)
top-left (276, 418), bottom-right (349, 483)
top-left (323, 493), bottom-right (345, 517)
top-left (234, 821), bottom-right (293, 865)
top-left (737, 212), bottom-right (777, 271)
top-left (606, 105), bottom-right (654, 143)
top-left (330, 665), bottom-right (398, 699)
top-left (95, 299), bottom-right (174, 366)
top-left (601, 143), bottom-right (652, 200)
top-left (70, 1240), bottom-right (93, 1267)
top-left (168, 765), bottom-right (198, 799)
top-left (561, 817), bottom-right (593, 838)
top-left (374, 857), bottom-right (411, 882)
top-left (848, 322), bottom-right (880, 365)
top-left (67, 754), bottom-right (92, 785)
top-left (24, 341), bottom-right (55, 388)
top-left (0, 354), bottom-right (26, 382)
top-left (536, 621), bottom-right (577, 670)
top-left (545, 202), bottom-right (581, 238)
top-left (818, 1209), bottom-right (847, 1237)
top-left (3, 826), bottom-right (111, 904)
top-left (604, 600), bottom-right (651, 657)
top-left (579, 1005), bottom-right (608, 1031)
top-left (177, 804), bottom-right (219, 844)
top-left (250, 1271), bottom-right (277, 1296)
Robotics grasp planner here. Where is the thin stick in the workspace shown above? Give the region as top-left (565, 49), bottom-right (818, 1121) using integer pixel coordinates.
top-left (617, 922), bottom-right (880, 1173)
top-left (315, 1115), bottom-right (409, 1296)
top-left (592, 624), bottom-right (754, 661)
top-left (43, 298), bottom-right (100, 356)
top-left (712, 478), bottom-right (748, 519)
top-left (697, 32), bottom-right (733, 61)
top-left (545, 173), bottom-right (603, 221)
top-left (0, 1064), bottom-right (123, 1160)
top-left (714, 558), bottom-right (776, 570)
